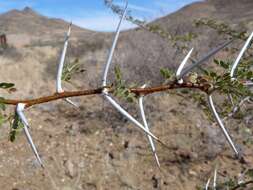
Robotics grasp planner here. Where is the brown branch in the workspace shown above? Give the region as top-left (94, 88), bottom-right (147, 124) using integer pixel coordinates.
top-left (0, 82), bottom-right (208, 108)
top-left (130, 81), bottom-right (207, 95)
top-left (231, 180), bottom-right (253, 190)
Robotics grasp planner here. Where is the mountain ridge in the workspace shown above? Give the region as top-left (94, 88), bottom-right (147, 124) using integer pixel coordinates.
top-left (1, 1), bottom-right (253, 85)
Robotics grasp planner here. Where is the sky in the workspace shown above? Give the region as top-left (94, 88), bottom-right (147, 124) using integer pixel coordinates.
top-left (0, 0), bottom-right (198, 31)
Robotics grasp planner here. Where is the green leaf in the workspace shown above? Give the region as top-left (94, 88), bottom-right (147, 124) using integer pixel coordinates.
top-left (0, 83), bottom-right (14, 89)
top-left (0, 113), bottom-right (4, 127)
top-left (160, 68), bottom-right (174, 80)
top-left (9, 131), bottom-right (17, 142)
top-left (9, 113), bottom-right (24, 142)
top-left (246, 169), bottom-right (253, 178)
top-left (114, 65), bottom-right (122, 83)
top-left (62, 59), bottom-right (83, 82)
top-left (0, 103), bottom-right (5, 111)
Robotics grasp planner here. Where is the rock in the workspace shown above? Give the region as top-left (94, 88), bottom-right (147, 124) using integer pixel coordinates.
top-left (65, 160), bottom-right (75, 178)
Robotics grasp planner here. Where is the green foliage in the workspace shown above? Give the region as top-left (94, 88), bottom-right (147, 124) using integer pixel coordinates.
top-left (9, 113), bottom-right (24, 142)
top-left (214, 59), bottom-right (230, 69)
top-left (194, 18), bottom-right (247, 40)
top-left (221, 178), bottom-right (237, 189)
top-left (246, 169), bottom-right (253, 178)
top-left (113, 65), bottom-right (136, 102)
top-left (0, 97), bottom-right (6, 128)
top-left (0, 82), bottom-right (14, 89)
top-left (160, 68), bottom-right (174, 81)
top-left (201, 57), bottom-right (252, 97)
top-left (62, 58), bottom-right (85, 82)
top-left (0, 98), bottom-right (6, 111)
top-left (0, 113), bottom-right (5, 127)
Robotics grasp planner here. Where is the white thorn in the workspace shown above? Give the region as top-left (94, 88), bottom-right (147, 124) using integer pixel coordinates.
top-left (244, 81), bottom-right (253, 86)
top-left (177, 79), bottom-right (184, 84)
top-left (205, 177), bottom-right (211, 190)
top-left (102, 1), bottom-right (128, 87)
top-left (176, 48), bottom-right (194, 82)
top-left (56, 22), bottom-right (72, 93)
top-left (230, 31), bottom-right (253, 79)
top-left (65, 98), bottom-right (79, 108)
top-left (16, 103), bottom-right (29, 127)
top-left (139, 84), bottom-right (160, 168)
top-left (56, 22), bottom-right (78, 108)
top-left (180, 40), bottom-right (233, 78)
top-left (103, 93), bottom-right (158, 141)
top-left (208, 95), bottom-right (239, 157)
top-left (16, 103), bottom-right (44, 168)
top-left (213, 167), bottom-right (217, 190)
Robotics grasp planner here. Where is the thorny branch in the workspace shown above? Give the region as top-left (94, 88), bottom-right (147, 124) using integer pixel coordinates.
top-left (0, 0), bottom-right (252, 177)
top-left (0, 81), bottom-right (210, 108)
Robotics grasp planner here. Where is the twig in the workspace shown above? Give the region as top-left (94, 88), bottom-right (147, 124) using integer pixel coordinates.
top-left (231, 180), bottom-right (253, 190)
top-left (0, 82), bottom-right (211, 107)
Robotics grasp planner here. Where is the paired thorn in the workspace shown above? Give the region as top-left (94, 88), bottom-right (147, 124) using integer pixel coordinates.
top-left (101, 1), bottom-right (169, 166)
top-left (180, 40), bottom-right (233, 78)
top-left (139, 84), bottom-right (160, 168)
top-left (176, 48), bottom-right (194, 83)
top-left (205, 166), bottom-right (218, 190)
top-left (56, 22), bottom-right (78, 108)
top-left (16, 103), bottom-right (44, 168)
top-left (207, 95), bottom-right (240, 157)
top-left (205, 167), bottom-right (218, 190)
top-left (101, 1), bottom-right (167, 159)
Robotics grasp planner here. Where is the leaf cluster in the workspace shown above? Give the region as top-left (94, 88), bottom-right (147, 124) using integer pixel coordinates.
top-left (160, 68), bottom-right (174, 81)
top-left (0, 83), bottom-right (15, 128)
top-left (61, 58), bottom-right (85, 82)
top-left (194, 18), bottom-right (247, 40)
top-left (9, 113), bottom-right (24, 142)
top-left (113, 65), bottom-right (136, 102)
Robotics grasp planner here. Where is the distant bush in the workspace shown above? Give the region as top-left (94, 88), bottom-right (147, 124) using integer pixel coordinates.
top-left (0, 45), bottom-right (22, 61)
